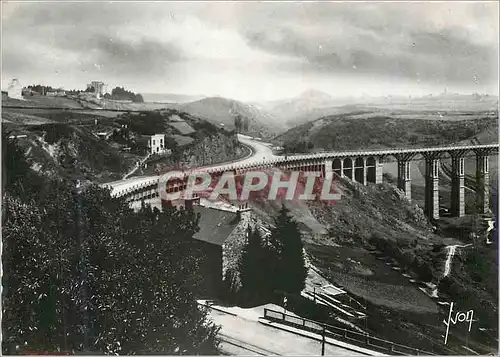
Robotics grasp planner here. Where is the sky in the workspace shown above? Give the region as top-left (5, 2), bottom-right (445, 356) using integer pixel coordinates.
top-left (2, 1), bottom-right (499, 102)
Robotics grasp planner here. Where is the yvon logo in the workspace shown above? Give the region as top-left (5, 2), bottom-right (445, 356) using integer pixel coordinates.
top-left (443, 302), bottom-right (475, 345)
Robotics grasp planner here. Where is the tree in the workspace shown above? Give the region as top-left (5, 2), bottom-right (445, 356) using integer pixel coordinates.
top-left (238, 227), bottom-right (273, 303)
top-left (110, 87), bottom-right (143, 102)
top-left (132, 93), bottom-right (144, 103)
top-left (2, 132), bottom-right (44, 200)
top-left (234, 115), bottom-right (242, 133)
top-left (268, 205), bottom-right (308, 295)
top-left (2, 140), bottom-right (221, 354)
top-left (242, 117), bottom-right (249, 132)
top-left (171, 145), bottom-right (183, 165)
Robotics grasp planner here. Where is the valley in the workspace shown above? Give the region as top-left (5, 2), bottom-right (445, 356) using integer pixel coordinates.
top-left (2, 91), bottom-right (498, 356)
top-left (3, 3), bottom-right (498, 355)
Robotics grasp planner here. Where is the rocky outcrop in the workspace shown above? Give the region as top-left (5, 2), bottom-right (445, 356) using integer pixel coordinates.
top-left (186, 132), bottom-right (247, 167)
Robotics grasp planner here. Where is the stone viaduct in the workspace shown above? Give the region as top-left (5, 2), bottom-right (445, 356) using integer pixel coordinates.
top-left (108, 143), bottom-right (498, 221)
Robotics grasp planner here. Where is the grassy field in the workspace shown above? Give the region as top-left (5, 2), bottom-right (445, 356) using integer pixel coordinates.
top-left (2, 111), bottom-right (54, 125)
top-left (348, 110), bottom-right (498, 121)
top-left (2, 95), bottom-right (85, 108)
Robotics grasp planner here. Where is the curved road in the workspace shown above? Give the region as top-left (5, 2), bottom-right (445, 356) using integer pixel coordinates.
top-left (104, 134), bottom-right (276, 195)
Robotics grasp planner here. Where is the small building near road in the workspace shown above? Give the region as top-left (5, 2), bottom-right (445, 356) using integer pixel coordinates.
top-left (159, 197), bottom-right (252, 299)
top-left (191, 203), bottom-right (240, 297)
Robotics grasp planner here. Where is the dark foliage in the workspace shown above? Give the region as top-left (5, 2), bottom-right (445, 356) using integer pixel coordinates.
top-left (233, 115), bottom-right (249, 133)
top-left (110, 87), bottom-right (144, 103)
top-left (278, 115), bottom-right (497, 151)
top-left (2, 131), bottom-right (44, 199)
top-left (238, 227), bottom-right (273, 303)
top-left (2, 139), bottom-right (221, 355)
top-left (268, 205), bottom-right (308, 294)
top-left (27, 85), bottom-right (54, 95)
top-left (29, 124), bottom-right (75, 144)
top-left (116, 112), bottom-right (165, 136)
top-left (283, 140), bottom-right (314, 154)
top-left (191, 120), bottom-right (220, 137)
top-left (237, 206), bottom-right (307, 303)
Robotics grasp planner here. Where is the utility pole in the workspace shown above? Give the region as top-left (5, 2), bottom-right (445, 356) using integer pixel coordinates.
top-left (321, 325), bottom-right (326, 356)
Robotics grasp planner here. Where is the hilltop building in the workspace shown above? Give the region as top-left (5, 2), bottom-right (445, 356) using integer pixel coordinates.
top-left (6, 78), bottom-right (24, 100)
top-left (87, 81), bottom-right (105, 98)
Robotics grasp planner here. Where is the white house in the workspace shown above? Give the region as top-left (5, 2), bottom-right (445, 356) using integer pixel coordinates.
top-left (148, 134), bottom-right (172, 155)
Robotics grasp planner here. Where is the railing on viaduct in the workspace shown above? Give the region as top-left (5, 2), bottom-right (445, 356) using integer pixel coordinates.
top-left (104, 143), bottom-right (499, 221)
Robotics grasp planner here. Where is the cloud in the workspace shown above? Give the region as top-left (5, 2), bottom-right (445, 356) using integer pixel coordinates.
top-left (83, 35), bottom-right (184, 74)
top-left (239, 3), bottom-right (498, 87)
top-left (1, 1), bottom-right (498, 99)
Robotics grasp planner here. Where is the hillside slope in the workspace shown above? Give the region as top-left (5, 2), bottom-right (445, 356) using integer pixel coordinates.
top-left (265, 94), bottom-right (498, 129)
top-left (177, 97), bottom-right (282, 138)
top-left (271, 176), bottom-right (497, 354)
top-left (7, 124), bottom-right (133, 183)
top-left (2, 106), bottom-right (248, 183)
top-left (223, 172), bottom-right (496, 354)
top-left (264, 89), bottom-right (338, 127)
top-left (275, 114), bottom-right (498, 151)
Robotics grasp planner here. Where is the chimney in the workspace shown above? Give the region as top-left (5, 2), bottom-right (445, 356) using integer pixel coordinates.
top-left (184, 197), bottom-right (200, 211)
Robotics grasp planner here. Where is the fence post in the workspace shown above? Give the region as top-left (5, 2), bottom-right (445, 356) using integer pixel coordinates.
top-left (321, 325), bottom-right (326, 356)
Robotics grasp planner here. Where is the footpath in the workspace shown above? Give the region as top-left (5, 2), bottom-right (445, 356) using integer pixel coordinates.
top-left (198, 300), bottom-right (387, 356)
top-left (122, 154), bottom-right (151, 180)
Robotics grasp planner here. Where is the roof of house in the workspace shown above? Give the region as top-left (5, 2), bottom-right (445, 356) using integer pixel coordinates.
top-left (151, 133), bottom-right (165, 138)
top-left (193, 206), bottom-right (239, 246)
